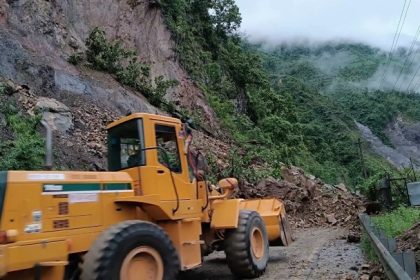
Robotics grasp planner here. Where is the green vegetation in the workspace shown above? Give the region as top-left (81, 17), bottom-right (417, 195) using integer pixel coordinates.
top-left (373, 206), bottom-right (420, 237)
top-left (256, 43), bottom-right (420, 144)
top-left (85, 27), bottom-right (178, 109)
top-left (160, 0), bottom-right (305, 180)
top-left (0, 82), bottom-right (14, 96)
top-left (0, 99), bottom-right (45, 170)
top-left (361, 233), bottom-right (378, 262)
top-left (158, 0), bottom-right (401, 193)
top-left (74, 28), bottom-right (178, 110)
top-left (333, 89), bottom-right (420, 143)
top-left (67, 53), bottom-right (83, 65)
top-left (361, 206), bottom-right (420, 262)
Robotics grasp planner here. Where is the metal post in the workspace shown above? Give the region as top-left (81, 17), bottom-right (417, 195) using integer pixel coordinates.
top-left (40, 120), bottom-right (53, 170)
top-left (381, 173), bottom-right (392, 209)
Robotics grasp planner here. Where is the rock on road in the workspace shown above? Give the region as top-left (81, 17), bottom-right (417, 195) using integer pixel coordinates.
top-left (180, 228), bottom-right (365, 280)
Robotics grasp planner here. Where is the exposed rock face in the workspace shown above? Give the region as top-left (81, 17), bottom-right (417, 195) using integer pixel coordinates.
top-left (386, 117), bottom-right (420, 169)
top-left (0, 0), bottom-right (220, 169)
top-left (35, 97), bottom-right (73, 132)
top-left (0, 0), bottom-right (217, 128)
top-left (356, 122), bottom-right (416, 169)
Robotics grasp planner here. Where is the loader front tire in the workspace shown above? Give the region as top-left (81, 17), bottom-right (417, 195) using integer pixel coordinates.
top-left (224, 210), bottom-right (269, 278)
top-left (80, 221), bottom-right (179, 280)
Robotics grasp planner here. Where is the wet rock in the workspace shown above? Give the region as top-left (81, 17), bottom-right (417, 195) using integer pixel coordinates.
top-left (325, 213), bottom-right (337, 225)
top-left (252, 165), bottom-right (365, 229)
top-left (35, 97), bottom-right (73, 132)
top-left (336, 183), bottom-right (348, 192)
top-left (347, 232), bottom-right (361, 243)
top-left (361, 264), bottom-right (370, 271)
top-left (359, 274), bottom-right (369, 280)
top-left (68, 36), bottom-right (79, 49)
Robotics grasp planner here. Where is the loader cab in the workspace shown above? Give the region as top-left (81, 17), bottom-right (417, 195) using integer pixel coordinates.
top-left (108, 118), bottom-right (146, 171)
top-left (107, 114), bottom-right (197, 204)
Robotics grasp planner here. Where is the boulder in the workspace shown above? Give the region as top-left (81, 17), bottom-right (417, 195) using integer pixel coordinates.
top-left (324, 213), bottom-right (337, 225)
top-left (35, 97), bottom-right (73, 132)
top-left (335, 183), bottom-right (348, 192)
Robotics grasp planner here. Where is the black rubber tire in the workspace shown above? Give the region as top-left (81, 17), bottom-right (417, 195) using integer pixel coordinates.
top-left (80, 220), bottom-right (180, 280)
top-left (224, 211), bottom-right (269, 279)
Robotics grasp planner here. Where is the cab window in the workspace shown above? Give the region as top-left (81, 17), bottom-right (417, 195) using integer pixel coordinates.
top-left (155, 125), bottom-right (181, 172)
top-left (108, 119), bottom-right (145, 171)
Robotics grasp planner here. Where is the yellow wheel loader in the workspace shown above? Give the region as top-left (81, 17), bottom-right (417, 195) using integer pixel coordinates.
top-left (0, 113), bottom-right (292, 279)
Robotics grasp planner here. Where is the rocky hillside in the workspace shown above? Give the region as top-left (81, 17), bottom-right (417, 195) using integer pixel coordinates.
top-left (2, 0), bottom-right (420, 201)
top-left (0, 0), bottom-right (221, 169)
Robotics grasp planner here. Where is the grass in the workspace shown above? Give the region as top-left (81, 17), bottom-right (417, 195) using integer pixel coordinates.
top-left (360, 233), bottom-right (378, 262)
top-left (372, 206), bottom-right (420, 237)
top-left (0, 99), bottom-right (45, 170)
top-left (361, 206), bottom-right (419, 264)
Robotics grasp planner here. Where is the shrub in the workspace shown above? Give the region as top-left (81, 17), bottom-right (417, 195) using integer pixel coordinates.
top-left (86, 27), bottom-right (134, 72)
top-left (67, 53), bottom-right (84, 65)
top-left (84, 28), bottom-right (178, 109)
top-left (0, 82), bottom-right (14, 96)
top-left (0, 101), bottom-right (45, 170)
top-left (373, 206), bottom-right (420, 237)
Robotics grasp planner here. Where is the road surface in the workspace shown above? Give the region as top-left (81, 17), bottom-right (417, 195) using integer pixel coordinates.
top-left (180, 227), bottom-right (364, 280)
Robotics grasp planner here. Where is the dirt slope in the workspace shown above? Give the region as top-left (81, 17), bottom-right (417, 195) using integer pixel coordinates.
top-left (0, 0), bottom-right (219, 169)
top-left (398, 222), bottom-right (420, 279)
top-left (0, 0), bottom-right (216, 124)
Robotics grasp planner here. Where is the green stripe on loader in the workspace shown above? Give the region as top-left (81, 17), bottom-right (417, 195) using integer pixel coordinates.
top-left (104, 183), bottom-right (132, 190)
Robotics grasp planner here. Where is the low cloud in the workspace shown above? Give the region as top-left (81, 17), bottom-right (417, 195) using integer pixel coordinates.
top-left (236, 0), bottom-right (420, 50)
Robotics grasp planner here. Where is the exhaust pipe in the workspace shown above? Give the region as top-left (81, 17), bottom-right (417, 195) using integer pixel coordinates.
top-left (40, 120), bottom-right (53, 170)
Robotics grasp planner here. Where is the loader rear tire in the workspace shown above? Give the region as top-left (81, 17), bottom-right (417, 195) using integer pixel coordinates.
top-left (80, 220), bottom-right (179, 280)
top-left (224, 210), bottom-right (269, 278)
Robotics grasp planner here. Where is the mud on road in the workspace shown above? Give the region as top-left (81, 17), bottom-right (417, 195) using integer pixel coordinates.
top-left (180, 228), bottom-right (365, 280)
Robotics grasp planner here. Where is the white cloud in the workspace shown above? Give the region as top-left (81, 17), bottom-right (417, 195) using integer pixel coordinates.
top-left (236, 0), bottom-right (420, 49)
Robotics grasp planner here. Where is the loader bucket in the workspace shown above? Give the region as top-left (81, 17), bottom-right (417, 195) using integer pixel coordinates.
top-left (240, 198), bottom-right (293, 246)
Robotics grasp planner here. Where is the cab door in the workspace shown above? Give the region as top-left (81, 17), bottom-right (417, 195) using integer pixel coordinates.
top-left (151, 123), bottom-right (195, 201)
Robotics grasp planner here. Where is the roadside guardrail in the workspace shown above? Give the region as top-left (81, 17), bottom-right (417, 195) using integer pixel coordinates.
top-left (359, 214), bottom-right (416, 280)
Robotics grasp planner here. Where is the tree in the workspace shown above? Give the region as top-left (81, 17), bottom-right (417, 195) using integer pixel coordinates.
top-left (210, 0), bottom-right (242, 36)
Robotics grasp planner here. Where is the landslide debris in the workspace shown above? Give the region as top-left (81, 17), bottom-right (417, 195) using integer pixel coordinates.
top-left (239, 166), bottom-right (365, 230)
top-left (397, 222), bottom-right (420, 277)
top-left (4, 79), bottom-right (117, 171)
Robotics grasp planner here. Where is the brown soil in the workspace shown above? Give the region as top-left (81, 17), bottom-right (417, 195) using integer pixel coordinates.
top-left (239, 166), bottom-right (365, 231)
top-left (398, 222), bottom-right (420, 279)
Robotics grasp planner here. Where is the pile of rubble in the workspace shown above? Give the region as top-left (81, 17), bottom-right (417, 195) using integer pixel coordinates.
top-left (358, 263), bottom-right (384, 280)
top-left (5, 80), bottom-right (118, 170)
top-left (398, 222), bottom-right (420, 277)
top-left (239, 165), bottom-right (365, 230)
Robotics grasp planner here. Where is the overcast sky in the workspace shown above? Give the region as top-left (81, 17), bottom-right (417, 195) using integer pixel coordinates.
top-left (236, 0), bottom-right (420, 49)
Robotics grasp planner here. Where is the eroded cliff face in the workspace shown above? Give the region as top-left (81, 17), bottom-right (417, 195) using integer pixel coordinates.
top-left (0, 0), bottom-right (218, 169)
top-left (357, 118), bottom-right (420, 171)
top-left (385, 117), bottom-right (420, 168)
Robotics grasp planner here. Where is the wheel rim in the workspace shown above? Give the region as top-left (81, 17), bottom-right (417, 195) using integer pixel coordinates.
top-left (120, 246), bottom-right (164, 280)
top-left (250, 228), bottom-right (264, 260)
